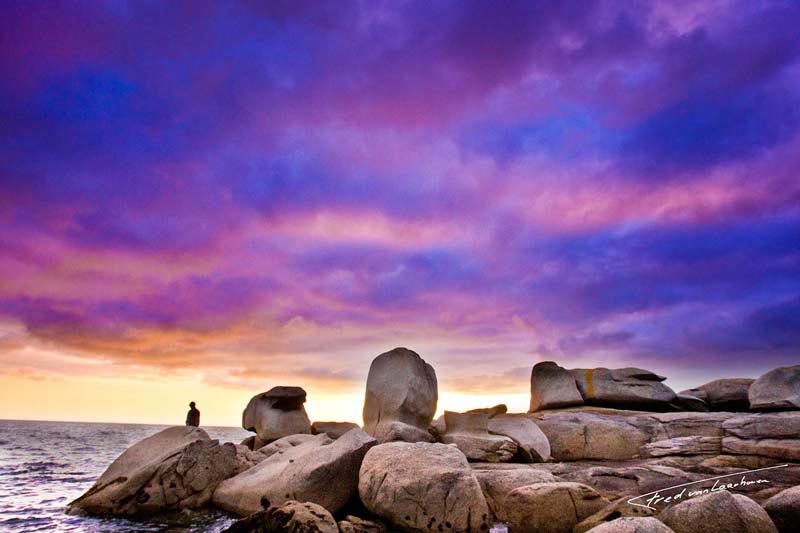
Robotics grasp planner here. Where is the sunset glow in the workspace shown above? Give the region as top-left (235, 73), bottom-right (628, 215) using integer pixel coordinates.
top-left (2, 1), bottom-right (799, 426)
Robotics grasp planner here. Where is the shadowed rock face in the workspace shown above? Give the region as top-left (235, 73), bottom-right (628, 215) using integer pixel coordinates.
top-left (672, 393), bottom-right (709, 412)
top-left (242, 386), bottom-right (312, 443)
top-left (67, 426), bottom-right (238, 517)
top-left (359, 441), bottom-right (491, 531)
top-left (764, 485), bottom-right (800, 533)
top-left (749, 366), bottom-right (800, 411)
top-left (362, 347), bottom-right (437, 443)
top-left (222, 500), bottom-right (339, 533)
top-left (681, 378), bottom-right (754, 411)
top-left (530, 361), bottom-right (584, 412)
top-left (660, 490), bottom-right (777, 533)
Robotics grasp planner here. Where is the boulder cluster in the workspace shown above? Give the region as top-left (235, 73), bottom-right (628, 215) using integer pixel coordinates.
top-left (68, 351), bottom-right (800, 532)
top-left (530, 361), bottom-right (800, 413)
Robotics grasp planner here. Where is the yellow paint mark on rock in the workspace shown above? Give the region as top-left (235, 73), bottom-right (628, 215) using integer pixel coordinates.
top-left (585, 369), bottom-right (595, 398)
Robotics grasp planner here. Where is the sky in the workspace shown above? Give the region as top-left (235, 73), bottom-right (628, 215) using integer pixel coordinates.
top-left (1, 0), bottom-right (799, 426)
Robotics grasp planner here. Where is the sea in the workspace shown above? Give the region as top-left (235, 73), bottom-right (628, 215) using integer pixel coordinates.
top-left (0, 419), bottom-right (252, 532)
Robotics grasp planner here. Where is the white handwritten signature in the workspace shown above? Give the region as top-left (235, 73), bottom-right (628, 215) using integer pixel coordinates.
top-left (627, 464), bottom-right (789, 510)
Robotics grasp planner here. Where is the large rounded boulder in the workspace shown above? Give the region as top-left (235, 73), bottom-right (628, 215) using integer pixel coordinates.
top-left (362, 347), bottom-right (438, 443)
top-left (68, 426), bottom-right (238, 516)
top-left (503, 482), bottom-right (609, 533)
top-left (358, 441), bottom-right (491, 531)
top-left (763, 485), bottom-right (800, 533)
top-left (660, 490), bottom-right (777, 533)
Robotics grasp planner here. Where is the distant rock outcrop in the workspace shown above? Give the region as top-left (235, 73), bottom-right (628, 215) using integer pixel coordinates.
top-left (530, 362), bottom-right (678, 412)
top-left (749, 365), bottom-right (800, 411)
top-left (242, 386), bottom-right (312, 443)
top-left (362, 347), bottom-right (437, 443)
top-left (571, 367), bottom-right (677, 409)
top-left (681, 378), bottom-right (754, 411)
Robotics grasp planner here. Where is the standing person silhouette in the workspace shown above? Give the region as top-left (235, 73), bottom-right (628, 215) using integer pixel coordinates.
top-left (186, 401), bottom-right (200, 427)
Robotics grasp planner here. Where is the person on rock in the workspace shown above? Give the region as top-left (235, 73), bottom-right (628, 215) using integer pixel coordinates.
top-left (185, 401), bottom-right (200, 427)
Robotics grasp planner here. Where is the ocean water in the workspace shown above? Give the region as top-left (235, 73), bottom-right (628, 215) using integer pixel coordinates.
top-left (0, 419), bottom-right (251, 532)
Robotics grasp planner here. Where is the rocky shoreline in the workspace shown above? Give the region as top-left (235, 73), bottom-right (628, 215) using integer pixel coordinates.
top-left (67, 348), bottom-right (800, 532)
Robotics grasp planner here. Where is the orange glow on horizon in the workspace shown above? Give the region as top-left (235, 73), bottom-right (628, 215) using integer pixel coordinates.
top-left (0, 374), bottom-right (533, 428)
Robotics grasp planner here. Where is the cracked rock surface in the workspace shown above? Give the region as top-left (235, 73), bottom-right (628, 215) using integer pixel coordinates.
top-left (358, 441), bottom-right (491, 532)
top-left (67, 426), bottom-right (237, 516)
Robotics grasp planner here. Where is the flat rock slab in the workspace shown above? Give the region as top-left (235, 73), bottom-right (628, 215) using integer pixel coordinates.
top-left (213, 429), bottom-right (376, 516)
top-left (530, 411), bottom-right (650, 461)
top-left (641, 436), bottom-right (722, 457)
top-left (571, 367), bottom-right (677, 409)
